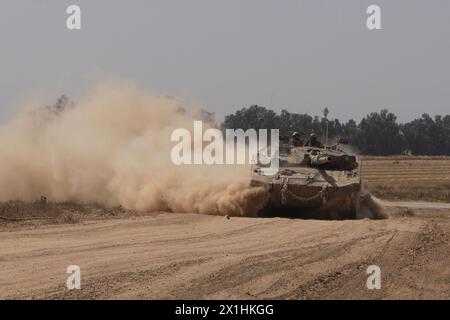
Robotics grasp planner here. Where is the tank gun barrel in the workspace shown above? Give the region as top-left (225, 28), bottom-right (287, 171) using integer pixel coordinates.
top-left (310, 155), bottom-right (332, 165)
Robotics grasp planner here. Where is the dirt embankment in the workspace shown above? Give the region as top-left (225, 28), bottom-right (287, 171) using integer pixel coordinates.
top-left (1, 205), bottom-right (449, 300)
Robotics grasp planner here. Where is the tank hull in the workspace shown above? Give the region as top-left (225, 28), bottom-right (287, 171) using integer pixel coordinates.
top-left (250, 168), bottom-right (361, 219)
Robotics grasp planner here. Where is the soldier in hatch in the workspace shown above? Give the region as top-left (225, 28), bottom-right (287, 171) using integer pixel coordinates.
top-left (291, 132), bottom-right (303, 147)
top-left (305, 133), bottom-right (324, 148)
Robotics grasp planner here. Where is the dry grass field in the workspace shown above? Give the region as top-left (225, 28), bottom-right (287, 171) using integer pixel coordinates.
top-left (361, 156), bottom-right (450, 203)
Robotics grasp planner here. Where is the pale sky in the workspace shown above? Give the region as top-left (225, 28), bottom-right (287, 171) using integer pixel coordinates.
top-left (0, 0), bottom-right (449, 123)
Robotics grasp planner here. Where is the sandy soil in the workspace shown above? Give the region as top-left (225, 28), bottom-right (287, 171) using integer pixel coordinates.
top-left (1, 206), bottom-right (449, 300)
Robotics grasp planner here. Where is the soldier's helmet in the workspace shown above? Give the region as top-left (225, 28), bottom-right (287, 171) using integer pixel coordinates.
top-left (292, 132), bottom-right (300, 138)
top-left (310, 132), bottom-right (317, 138)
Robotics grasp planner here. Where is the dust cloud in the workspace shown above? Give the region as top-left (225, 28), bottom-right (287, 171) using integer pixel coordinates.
top-left (357, 187), bottom-right (390, 220)
top-left (0, 82), bottom-right (267, 216)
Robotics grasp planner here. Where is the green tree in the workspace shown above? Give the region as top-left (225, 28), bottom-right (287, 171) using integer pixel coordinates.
top-left (357, 110), bottom-right (404, 155)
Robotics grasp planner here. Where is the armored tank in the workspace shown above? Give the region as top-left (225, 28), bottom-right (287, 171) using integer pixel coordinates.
top-left (250, 139), bottom-right (362, 219)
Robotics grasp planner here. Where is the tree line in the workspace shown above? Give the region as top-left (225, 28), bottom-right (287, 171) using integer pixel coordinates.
top-left (221, 105), bottom-right (450, 156)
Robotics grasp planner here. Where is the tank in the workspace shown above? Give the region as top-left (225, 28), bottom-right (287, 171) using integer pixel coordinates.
top-left (250, 140), bottom-right (362, 219)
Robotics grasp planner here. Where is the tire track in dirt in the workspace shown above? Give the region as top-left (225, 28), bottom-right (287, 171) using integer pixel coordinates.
top-left (1, 209), bottom-right (449, 299)
top-left (294, 218), bottom-right (450, 300)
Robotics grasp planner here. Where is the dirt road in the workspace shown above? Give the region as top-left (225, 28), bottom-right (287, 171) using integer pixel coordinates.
top-left (383, 200), bottom-right (450, 210)
top-left (1, 207), bottom-right (449, 300)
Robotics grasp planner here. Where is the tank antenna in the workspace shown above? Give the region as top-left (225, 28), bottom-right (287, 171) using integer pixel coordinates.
top-left (322, 107), bottom-right (330, 148)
